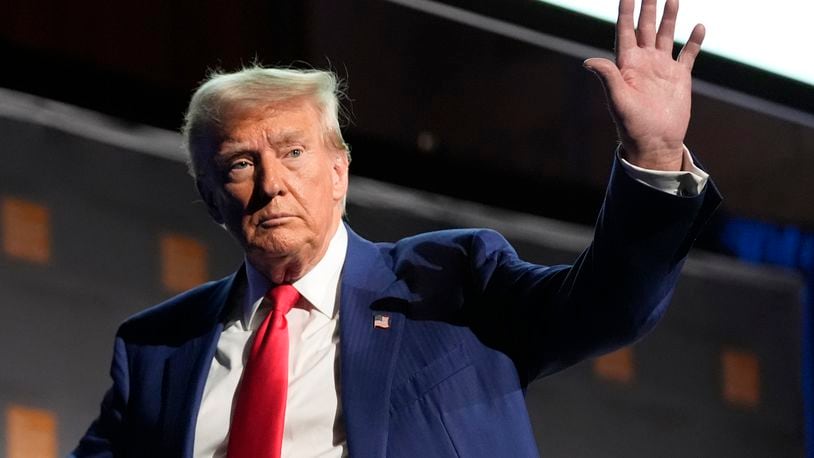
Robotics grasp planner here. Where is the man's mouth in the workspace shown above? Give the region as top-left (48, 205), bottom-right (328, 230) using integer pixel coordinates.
top-left (257, 214), bottom-right (295, 228)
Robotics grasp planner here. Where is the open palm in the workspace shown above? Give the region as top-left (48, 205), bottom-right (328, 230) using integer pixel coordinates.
top-left (585, 0), bottom-right (705, 171)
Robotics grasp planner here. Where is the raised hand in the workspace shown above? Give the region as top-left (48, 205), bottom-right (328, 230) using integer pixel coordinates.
top-left (584, 0), bottom-right (705, 171)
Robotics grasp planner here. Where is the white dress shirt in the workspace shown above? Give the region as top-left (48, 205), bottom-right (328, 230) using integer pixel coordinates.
top-left (192, 151), bottom-right (708, 457)
top-left (621, 147), bottom-right (709, 196)
top-left (193, 224), bottom-right (349, 458)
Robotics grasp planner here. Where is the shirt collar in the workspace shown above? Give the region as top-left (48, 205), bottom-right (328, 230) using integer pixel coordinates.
top-left (243, 223), bottom-right (348, 328)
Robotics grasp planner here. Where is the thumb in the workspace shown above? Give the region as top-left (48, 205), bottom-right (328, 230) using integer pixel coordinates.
top-left (583, 58), bottom-right (623, 95)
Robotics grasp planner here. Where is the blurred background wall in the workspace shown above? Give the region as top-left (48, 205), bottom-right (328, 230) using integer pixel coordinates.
top-left (1, 0), bottom-right (812, 456)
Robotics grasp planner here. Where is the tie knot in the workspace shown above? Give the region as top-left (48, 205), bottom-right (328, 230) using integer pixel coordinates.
top-left (265, 284), bottom-right (300, 316)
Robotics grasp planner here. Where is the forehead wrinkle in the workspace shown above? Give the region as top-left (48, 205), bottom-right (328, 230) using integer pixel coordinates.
top-left (216, 136), bottom-right (254, 156)
top-left (218, 124), bottom-right (303, 148)
top-left (218, 98), bottom-right (321, 153)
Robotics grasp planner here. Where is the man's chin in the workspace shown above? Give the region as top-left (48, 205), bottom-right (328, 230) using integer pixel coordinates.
top-left (246, 240), bottom-right (295, 259)
top-left (244, 237), bottom-right (313, 283)
top-left (244, 230), bottom-right (307, 259)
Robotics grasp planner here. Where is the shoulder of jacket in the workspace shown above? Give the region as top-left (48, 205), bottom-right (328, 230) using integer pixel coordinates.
top-left (117, 275), bottom-right (233, 339)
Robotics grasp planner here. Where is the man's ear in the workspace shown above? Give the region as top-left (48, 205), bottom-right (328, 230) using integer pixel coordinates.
top-left (196, 178), bottom-right (225, 224)
top-left (331, 149), bottom-right (350, 200)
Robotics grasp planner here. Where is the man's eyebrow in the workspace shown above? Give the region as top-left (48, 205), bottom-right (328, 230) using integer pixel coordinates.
top-left (216, 129), bottom-right (308, 156)
top-left (216, 136), bottom-right (248, 154)
top-left (264, 129), bottom-right (307, 146)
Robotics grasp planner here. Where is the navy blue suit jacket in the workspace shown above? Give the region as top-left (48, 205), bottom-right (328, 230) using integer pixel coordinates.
top-left (74, 159), bottom-right (720, 457)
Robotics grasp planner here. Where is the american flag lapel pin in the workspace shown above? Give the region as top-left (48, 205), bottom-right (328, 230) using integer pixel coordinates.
top-left (373, 313), bottom-right (391, 329)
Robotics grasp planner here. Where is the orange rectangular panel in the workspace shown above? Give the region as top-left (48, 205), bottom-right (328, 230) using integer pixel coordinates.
top-left (160, 233), bottom-right (208, 292)
top-left (6, 405), bottom-right (58, 458)
top-left (1, 196), bottom-right (51, 264)
top-left (593, 346), bottom-right (635, 384)
top-left (721, 348), bottom-right (761, 409)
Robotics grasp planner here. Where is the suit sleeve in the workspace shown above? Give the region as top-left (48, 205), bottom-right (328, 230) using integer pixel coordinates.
top-left (467, 156), bottom-right (722, 383)
top-left (71, 334), bottom-right (130, 457)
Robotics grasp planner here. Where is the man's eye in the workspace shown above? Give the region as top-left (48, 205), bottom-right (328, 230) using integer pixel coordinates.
top-left (230, 160), bottom-right (252, 170)
top-left (288, 148), bottom-right (303, 158)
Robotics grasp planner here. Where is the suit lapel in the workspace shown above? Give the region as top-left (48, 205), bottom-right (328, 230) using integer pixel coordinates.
top-left (162, 323), bottom-right (223, 457)
top-left (340, 226), bottom-right (412, 458)
top-left (161, 270), bottom-right (243, 458)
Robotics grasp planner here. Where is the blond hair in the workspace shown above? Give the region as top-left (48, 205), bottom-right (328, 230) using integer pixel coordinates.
top-left (182, 66), bottom-right (349, 178)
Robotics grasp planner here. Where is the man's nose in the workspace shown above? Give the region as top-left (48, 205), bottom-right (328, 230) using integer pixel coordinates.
top-left (247, 158), bottom-right (283, 212)
top-left (255, 156), bottom-right (284, 198)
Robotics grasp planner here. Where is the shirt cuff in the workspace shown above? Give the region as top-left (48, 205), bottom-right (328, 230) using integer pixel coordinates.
top-left (619, 147), bottom-right (709, 197)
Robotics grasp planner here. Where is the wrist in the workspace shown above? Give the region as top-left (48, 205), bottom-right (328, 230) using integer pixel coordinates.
top-left (620, 144), bottom-right (684, 171)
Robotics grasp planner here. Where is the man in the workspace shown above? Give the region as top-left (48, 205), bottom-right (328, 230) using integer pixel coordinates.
top-left (73, 0), bottom-right (720, 456)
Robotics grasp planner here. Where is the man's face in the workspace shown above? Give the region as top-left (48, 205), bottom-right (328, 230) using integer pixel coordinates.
top-left (197, 97), bottom-right (349, 283)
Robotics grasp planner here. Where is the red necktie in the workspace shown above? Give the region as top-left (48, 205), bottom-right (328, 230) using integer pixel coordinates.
top-left (227, 284), bottom-right (301, 458)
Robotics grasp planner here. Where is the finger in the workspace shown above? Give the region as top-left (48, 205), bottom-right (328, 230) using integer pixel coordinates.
top-left (583, 58), bottom-right (625, 101)
top-left (656, 0), bottom-right (678, 52)
top-left (678, 23), bottom-right (706, 70)
top-left (616, 0), bottom-right (637, 53)
top-left (637, 0), bottom-right (658, 47)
